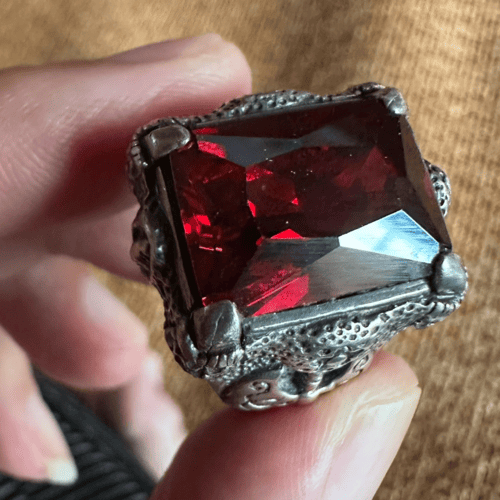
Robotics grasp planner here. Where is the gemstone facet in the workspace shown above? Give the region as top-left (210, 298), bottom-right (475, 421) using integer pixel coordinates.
top-left (163, 97), bottom-right (450, 317)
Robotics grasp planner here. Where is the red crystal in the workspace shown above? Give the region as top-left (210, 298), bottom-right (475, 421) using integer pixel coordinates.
top-left (167, 97), bottom-right (450, 316)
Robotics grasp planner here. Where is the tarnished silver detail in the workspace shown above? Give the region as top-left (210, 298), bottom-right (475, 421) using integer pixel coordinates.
top-left (144, 125), bottom-right (191, 161)
top-left (245, 280), bottom-right (430, 334)
top-left (191, 301), bottom-right (244, 374)
top-left (127, 84), bottom-right (468, 410)
top-left (148, 265), bottom-right (466, 410)
top-left (129, 85), bottom-right (389, 135)
top-left (187, 268), bottom-right (466, 409)
top-left (425, 160), bottom-right (452, 217)
top-left (432, 252), bottom-right (468, 299)
top-left (337, 210), bottom-right (439, 264)
top-left (342, 82), bottom-right (386, 96)
top-left (378, 87), bottom-right (409, 116)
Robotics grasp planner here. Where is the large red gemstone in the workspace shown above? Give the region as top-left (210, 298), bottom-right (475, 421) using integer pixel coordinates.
top-left (166, 97), bottom-right (450, 316)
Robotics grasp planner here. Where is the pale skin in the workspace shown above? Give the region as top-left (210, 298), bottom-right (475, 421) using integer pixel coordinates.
top-left (0, 34), bottom-right (422, 499)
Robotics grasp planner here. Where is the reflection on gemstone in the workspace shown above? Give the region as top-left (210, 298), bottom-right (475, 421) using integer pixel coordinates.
top-left (226, 213), bottom-right (436, 316)
top-left (195, 123), bottom-right (361, 167)
top-left (301, 245), bottom-right (431, 307)
top-left (253, 275), bottom-right (309, 316)
top-left (271, 229), bottom-right (303, 240)
top-left (338, 210), bottom-right (439, 263)
top-left (167, 97), bottom-right (450, 316)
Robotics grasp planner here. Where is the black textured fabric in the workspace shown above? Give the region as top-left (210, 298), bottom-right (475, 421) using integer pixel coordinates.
top-left (0, 373), bottom-right (155, 500)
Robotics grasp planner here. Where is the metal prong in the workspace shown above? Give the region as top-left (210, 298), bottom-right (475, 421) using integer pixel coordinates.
top-left (379, 88), bottom-right (409, 117)
top-left (432, 252), bottom-right (468, 299)
top-left (144, 124), bottom-right (191, 161)
top-left (192, 300), bottom-right (242, 353)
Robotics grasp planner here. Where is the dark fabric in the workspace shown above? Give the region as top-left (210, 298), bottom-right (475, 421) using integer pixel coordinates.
top-left (0, 373), bottom-right (155, 499)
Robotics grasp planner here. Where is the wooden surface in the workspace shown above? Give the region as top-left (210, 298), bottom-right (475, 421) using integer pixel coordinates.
top-left (1, 1), bottom-right (498, 497)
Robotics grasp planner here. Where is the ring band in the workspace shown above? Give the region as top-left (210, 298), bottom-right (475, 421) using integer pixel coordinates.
top-left (128, 83), bottom-right (467, 410)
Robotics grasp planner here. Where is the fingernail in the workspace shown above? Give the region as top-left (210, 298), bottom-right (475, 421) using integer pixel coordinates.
top-left (82, 277), bottom-right (147, 344)
top-left (320, 386), bottom-right (421, 500)
top-left (46, 458), bottom-right (79, 485)
top-left (24, 392), bottom-right (78, 485)
top-left (108, 33), bottom-right (226, 64)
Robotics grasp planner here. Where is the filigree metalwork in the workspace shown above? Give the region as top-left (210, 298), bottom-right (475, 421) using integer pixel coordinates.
top-left (425, 160), bottom-right (451, 217)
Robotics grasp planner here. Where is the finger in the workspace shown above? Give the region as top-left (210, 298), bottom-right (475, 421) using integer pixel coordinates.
top-left (80, 351), bottom-right (186, 480)
top-left (0, 328), bottom-right (77, 484)
top-left (107, 352), bottom-right (187, 480)
top-left (153, 351), bottom-right (421, 500)
top-left (0, 255), bottom-right (149, 389)
top-left (46, 205), bottom-right (146, 283)
top-left (0, 33), bottom-right (252, 238)
top-left (107, 34), bottom-right (229, 64)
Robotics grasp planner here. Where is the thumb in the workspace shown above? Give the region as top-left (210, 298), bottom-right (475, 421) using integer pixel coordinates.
top-left (152, 351), bottom-right (420, 500)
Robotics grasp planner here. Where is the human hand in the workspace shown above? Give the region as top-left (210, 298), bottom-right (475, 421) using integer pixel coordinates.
top-left (0, 34), bottom-right (421, 499)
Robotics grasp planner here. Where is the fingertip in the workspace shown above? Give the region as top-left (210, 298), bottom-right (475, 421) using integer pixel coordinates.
top-left (106, 33), bottom-right (230, 65)
top-left (0, 330), bottom-right (78, 485)
top-left (149, 33), bottom-right (252, 112)
top-left (41, 263), bottom-right (150, 389)
top-left (212, 36), bottom-right (253, 96)
top-left (0, 257), bottom-right (150, 390)
top-left (81, 275), bottom-right (148, 345)
top-left (318, 383), bottom-right (421, 500)
top-left (154, 351), bottom-right (419, 500)
top-left (61, 274), bottom-right (150, 389)
top-left (341, 350), bottom-right (420, 400)
top-left (112, 351), bottom-right (187, 480)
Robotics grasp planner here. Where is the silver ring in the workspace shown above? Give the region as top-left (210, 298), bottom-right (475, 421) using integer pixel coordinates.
top-left (128, 83), bottom-right (468, 410)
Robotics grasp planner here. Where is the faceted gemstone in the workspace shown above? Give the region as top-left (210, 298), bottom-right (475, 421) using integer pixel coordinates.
top-left (166, 97), bottom-right (451, 317)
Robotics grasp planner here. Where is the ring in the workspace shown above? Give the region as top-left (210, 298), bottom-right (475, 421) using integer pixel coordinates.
top-left (128, 83), bottom-right (468, 410)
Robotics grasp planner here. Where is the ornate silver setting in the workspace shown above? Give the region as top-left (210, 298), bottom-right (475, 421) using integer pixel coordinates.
top-left (128, 84), bottom-right (467, 410)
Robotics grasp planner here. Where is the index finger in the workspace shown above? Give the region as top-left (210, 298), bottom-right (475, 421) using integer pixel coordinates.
top-left (0, 34), bottom-right (252, 238)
